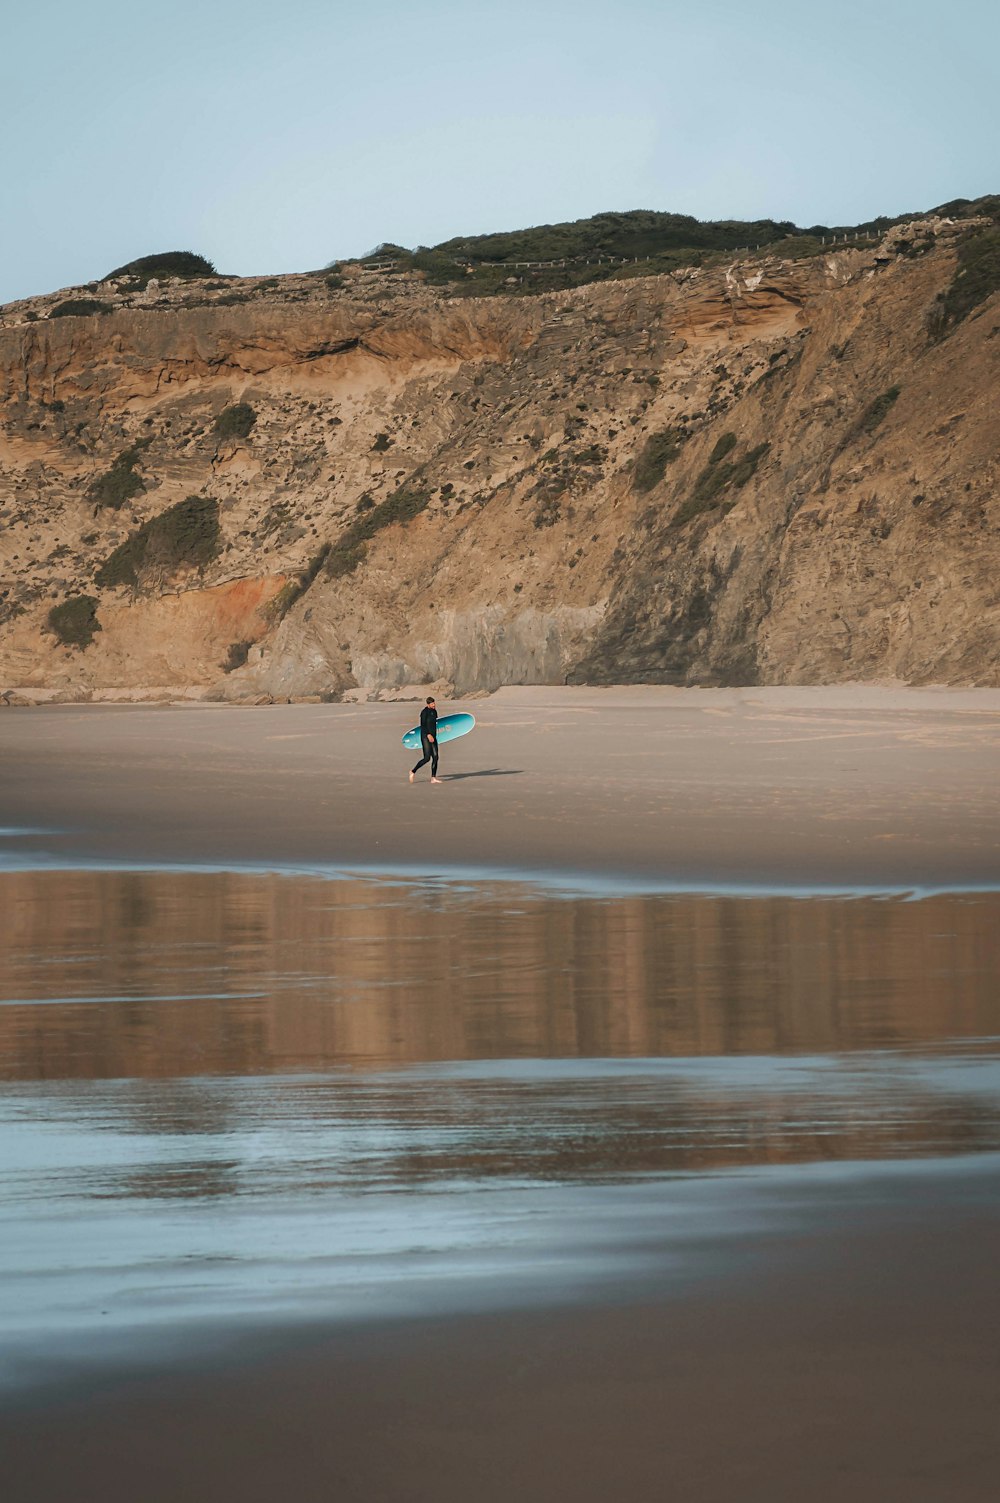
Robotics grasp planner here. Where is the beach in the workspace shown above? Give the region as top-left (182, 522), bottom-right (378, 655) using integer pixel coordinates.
top-left (3, 685), bottom-right (1000, 887)
top-left (2, 687), bottom-right (999, 1501)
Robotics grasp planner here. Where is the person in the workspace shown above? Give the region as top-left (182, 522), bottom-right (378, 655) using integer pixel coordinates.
top-left (409, 696), bottom-right (442, 784)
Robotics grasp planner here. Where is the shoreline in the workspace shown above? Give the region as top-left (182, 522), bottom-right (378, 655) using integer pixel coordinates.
top-left (4, 846), bottom-right (1000, 899)
top-left (5, 683), bottom-right (1000, 706)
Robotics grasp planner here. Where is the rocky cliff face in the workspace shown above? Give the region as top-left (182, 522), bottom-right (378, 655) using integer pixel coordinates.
top-left (1, 219), bottom-right (998, 700)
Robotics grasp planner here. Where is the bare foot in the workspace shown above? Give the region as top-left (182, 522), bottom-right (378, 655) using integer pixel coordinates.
top-left (408, 771), bottom-right (415, 783)
top-left (430, 777), bottom-right (443, 784)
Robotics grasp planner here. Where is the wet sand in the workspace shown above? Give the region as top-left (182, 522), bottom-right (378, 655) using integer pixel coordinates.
top-left (3, 1160), bottom-right (1000, 1502)
top-left (2, 685), bottom-right (1000, 888)
top-left (4, 868), bottom-right (1000, 1079)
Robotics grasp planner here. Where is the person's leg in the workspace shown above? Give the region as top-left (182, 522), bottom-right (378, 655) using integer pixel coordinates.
top-left (410, 738), bottom-right (433, 781)
top-left (430, 742), bottom-right (440, 781)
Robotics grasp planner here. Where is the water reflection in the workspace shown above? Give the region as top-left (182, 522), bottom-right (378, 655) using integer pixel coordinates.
top-left (1, 869), bottom-right (998, 1081)
top-left (2, 867), bottom-right (1000, 1368)
top-left (13, 1059), bottom-right (998, 1202)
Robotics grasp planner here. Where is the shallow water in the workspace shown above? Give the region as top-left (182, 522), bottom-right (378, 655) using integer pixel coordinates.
top-left (2, 867), bottom-right (999, 1386)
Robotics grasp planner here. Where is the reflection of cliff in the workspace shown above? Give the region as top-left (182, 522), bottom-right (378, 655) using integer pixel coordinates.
top-left (1, 870), bottom-right (998, 1082)
top-left (47, 1072), bottom-right (1000, 1203)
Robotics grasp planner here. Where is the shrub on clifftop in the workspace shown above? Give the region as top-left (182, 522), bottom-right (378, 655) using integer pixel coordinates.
top-left (103, 251), bottom-right (217, 284)
top-left (50, 298), bottom-right (112, 318)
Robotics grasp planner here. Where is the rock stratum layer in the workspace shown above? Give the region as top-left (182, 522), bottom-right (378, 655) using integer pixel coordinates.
top-left (1, 219), bottom-right (998, 700)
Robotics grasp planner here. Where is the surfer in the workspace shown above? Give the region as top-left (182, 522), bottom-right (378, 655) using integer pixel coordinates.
top-left (409, 696), bottom-right (442, 784)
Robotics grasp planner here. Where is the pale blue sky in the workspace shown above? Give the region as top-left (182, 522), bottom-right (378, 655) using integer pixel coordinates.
top-left (2, 0), bottom-right (997, 301)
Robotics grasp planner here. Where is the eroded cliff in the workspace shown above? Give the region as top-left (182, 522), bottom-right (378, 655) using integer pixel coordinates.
top-left (1, 217), bottom-right (998, 700)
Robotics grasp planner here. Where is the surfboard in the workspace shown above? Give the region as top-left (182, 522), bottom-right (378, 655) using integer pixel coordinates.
top-left (402, 712), bottom-right (476, 751)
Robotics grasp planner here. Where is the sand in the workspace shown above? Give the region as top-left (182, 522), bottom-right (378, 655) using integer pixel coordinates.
top-left (2, 685), bottom-right (1000, 887)
top-left (2, 686), bottom-right (1000, 1499)
top-left (3, 1160), bottom-right (999, 1502)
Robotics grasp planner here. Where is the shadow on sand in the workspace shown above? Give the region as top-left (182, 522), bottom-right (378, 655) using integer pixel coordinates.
top-left (443, 769), bottom-right (525, 781)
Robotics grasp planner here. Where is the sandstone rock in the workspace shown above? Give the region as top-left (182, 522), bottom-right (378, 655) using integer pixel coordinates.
top-left (2, 218), bottom-right (998, 696)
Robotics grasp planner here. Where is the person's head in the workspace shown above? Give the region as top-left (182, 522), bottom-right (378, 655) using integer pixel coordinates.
top-left (426, 696), bottom-right (435, 706)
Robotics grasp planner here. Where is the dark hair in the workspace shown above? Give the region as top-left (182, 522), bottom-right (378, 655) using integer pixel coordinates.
top-left (426, 696), bottom-right (435, 704)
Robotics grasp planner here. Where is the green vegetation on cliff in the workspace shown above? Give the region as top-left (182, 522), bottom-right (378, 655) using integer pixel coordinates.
top-left (347, 193), bottom-right (1000, 300)
top-left (50, 298), bottom-right (112, 318)
top-left (673, 438), bottom-right (770, 529)
top-left (86, 441), bottom-right (150, 510)
top-left (928, 227), bottom-right (1000, 336)
top-left (103, 251), bottom-right (217, 286)
top-left (633, 427), bottom-right (687, 492)
top-left (264, 545), bottom-right (331, 622)
top-left (95, 495), bottom-right (220, 589)
top-left (859, 386), bottom-right (901, 433)
top-left (213, 402), bottom-right (257, 439)
top-left (326, 484), bottom-right (432, 579)
top-left (433, 209), bottom-right (801, 267)
top-left (47, 594), bottom-right (101, 648)
top-left (221, 639), bottom-right (253, 672)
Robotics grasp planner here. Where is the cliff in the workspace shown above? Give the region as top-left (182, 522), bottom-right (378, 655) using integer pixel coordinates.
top-left (1, 215), bottom-right (998, 701)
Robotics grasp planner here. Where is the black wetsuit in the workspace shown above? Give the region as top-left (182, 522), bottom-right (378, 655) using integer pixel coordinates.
top-left (411, 704), bottom-right (439, 777)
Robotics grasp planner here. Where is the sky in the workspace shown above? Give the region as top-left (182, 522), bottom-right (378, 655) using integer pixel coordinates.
top-left (1, 0), bottom-right (997, 302)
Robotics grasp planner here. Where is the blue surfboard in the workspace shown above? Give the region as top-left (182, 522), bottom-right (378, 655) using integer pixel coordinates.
top-left (402, 711), bottom-right (475, 751)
